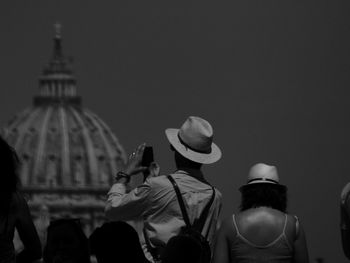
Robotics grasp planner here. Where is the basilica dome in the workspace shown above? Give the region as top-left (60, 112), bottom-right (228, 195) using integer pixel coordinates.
top-left (1, 26), bottom-right (127, 233)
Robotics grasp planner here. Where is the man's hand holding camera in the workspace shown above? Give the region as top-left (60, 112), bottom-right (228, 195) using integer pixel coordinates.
top-left (114, 143), bottom-right (160, 184)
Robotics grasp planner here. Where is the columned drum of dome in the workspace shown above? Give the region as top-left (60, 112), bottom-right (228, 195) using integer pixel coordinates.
top-left (1, 25), bottom-right (127, 236)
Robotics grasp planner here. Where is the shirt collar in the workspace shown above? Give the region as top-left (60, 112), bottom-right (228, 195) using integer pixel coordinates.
top-left (175, 168), bottom-right (208, 184)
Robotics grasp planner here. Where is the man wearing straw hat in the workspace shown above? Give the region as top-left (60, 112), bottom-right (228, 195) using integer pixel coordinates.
top-left (105, 116), bottom-right (223, 262)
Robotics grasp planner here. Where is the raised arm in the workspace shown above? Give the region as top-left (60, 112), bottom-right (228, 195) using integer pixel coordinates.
top-left (105, 180), bottom-right (152, 221)
top-left (15, 194), bottom-right (42, 263)
top-left (105, 143), bottom-right (153, 221)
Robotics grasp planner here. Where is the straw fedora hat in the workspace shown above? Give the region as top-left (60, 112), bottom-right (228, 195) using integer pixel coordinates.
top-left (240, 163), bottom-right (286, 190)
top-left (165, 116), bottom-right (221, 164)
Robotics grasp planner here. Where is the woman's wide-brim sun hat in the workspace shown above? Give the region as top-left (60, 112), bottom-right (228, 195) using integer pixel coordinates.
top-left (240, 163), bottom-right (287, 191)
top-left (165, 116), bottom-right (222, 164)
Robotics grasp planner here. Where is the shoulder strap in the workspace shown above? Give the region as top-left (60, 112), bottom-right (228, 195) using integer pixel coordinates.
top-left (294, 215), bottom-right (300, 238)
top-left (167, 175), bottom-right (191, 227)
top-left (193, 186), bottom-right (215, 234)
top-left (282, 214), bottom-right (288, 234)
top-left (232, 214), bottom-right (239, 233)
top-left (167, 175), bottom-right (216, 233)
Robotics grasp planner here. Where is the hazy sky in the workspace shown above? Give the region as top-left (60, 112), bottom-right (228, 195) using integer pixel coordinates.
top-left (0, 1), bottom-right (349, 261)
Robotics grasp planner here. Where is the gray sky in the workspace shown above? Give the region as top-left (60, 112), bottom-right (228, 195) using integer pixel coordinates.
top-left (0, 1), bottom-right (349, 261)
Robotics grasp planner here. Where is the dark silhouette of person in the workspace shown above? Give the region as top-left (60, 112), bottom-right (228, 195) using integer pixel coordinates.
top-left (43, 218), bottom-right (90, 263)
top-left (0, 136), bottom-right (42, 263)
top-left (89, 221), bottom-right (149, 263)
top-left (213, 163), bottom-right (309, 263)
top-left (161, 235), bottom-right (202, 263)
top-left (340, 182), bottom-right (350, 259)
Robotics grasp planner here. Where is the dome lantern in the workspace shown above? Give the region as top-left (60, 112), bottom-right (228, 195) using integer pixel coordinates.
top-left (34, 23), bottom-right (80, 106)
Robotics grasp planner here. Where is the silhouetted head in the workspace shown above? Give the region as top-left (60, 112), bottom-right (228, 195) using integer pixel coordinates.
top-left (89, 221), bottom-right (148, 263)
top-left (161, 235), bottom-right (202, 263)
top-left (0, 136), bottom-right (20, 213)
top-left (43, 218), bottom-right (90, 263)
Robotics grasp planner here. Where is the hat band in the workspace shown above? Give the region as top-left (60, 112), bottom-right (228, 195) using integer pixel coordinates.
top-left (248, 178), bottom-right (279, 184)
top-left (177, 133), bottom-right (212, 154)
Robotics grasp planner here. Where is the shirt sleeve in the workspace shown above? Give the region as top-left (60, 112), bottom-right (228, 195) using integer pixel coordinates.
top-left (105, 181), bottom-right (152, 221)
top-left (207, 190), bottom-right (223, 248)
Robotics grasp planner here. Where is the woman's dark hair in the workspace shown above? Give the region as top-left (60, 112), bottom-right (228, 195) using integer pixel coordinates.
top-left (0, 136), bottom-right (20, 213)
top-left (240, 183), bottom-right (287, 212)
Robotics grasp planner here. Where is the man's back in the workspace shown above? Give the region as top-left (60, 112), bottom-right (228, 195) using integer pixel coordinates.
top-left (142, 170), bottom-right (222, 249)
top-left (105, 169), bottom-right (222, 262)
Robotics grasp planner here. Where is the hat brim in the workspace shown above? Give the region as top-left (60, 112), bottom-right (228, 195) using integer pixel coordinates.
top-left (165, 128), bottom-right (222, 164)
top-left (239, 181), bottom-right (287, 192)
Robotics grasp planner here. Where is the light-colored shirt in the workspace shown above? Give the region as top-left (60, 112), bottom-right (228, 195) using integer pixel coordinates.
top-left (105, 169), bottom-right (222, 261)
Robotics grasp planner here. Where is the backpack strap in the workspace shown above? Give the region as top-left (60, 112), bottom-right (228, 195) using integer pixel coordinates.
top-left (194, 186), bottom-right (215, 236)
top-left (167, 175), bottom-right (216, 234)
top-left (167, 175), bottom-right (191, 227)
top-left (143, 175), bottom-right (211, 263)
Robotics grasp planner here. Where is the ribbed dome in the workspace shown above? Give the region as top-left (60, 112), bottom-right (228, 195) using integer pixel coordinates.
top-left (3, 106), bottom-right (126, 191)
top-left (1, 25), bottom-right (126, 234)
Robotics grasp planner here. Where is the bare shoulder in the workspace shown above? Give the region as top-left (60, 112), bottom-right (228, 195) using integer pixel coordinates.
top-left (237, 207), bottom-right (285, 220)
top-left (285, 213), bottom-right (302, 242)
top-left (236, 208), bottom-right (287, 233)
top-left (341, 182), bottom-right (350, 205)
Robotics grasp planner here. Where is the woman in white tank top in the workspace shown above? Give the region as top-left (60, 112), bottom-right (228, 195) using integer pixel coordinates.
top-left (213, 163), bottom-right (309, 263)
